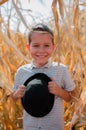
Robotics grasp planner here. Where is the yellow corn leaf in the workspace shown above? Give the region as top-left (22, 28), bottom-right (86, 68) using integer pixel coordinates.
top-left (0, 0), bottom-right (8, 5)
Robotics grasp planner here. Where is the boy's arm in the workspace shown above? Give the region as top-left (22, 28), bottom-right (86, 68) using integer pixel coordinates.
top-left (56, 87), bottom-right (76, 102)
top-left (48, 79), bottom-right (76, 102)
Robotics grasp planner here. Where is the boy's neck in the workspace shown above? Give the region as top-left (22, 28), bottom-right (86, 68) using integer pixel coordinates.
top-left (31, 60), bottom-right (51, 68)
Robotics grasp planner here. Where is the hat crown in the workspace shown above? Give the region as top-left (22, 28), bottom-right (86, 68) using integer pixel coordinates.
top-left (21, 73), bottom-right (54, 117)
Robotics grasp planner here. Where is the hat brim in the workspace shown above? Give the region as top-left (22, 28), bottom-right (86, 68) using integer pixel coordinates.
top-left (21, 73), bottom-right (54, 117)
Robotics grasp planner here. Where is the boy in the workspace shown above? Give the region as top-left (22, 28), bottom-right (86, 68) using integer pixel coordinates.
top-left (12, 23), bottom-right (75, 130)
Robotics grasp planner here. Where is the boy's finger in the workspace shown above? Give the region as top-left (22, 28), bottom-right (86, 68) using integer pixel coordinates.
top-left (50, 77), bottom-right (54, 81)
top-left (19, 85), bottom-right (25, 88)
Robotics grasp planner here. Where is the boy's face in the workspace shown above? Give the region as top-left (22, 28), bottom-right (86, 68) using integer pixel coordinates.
top-left (29, 32), bottom-right (54, 67)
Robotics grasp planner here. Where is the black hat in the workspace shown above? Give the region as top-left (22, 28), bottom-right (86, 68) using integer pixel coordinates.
top-left (21, 73), bottom-right (54, 117)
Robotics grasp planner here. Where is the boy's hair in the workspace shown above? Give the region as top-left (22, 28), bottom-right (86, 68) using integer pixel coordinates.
top-left (28, 23), bottom-right (54, 44)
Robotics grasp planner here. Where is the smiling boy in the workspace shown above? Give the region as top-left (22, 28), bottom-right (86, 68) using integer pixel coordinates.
top-left (12, 23), bottom-right (75, 130)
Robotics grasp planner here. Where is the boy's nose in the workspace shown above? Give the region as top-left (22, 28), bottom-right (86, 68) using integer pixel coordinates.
top-left (39, 47), bottom-right (45, 52)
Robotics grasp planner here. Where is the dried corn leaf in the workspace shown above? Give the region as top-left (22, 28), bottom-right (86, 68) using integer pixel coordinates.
top-left (0, 0), bottom-right (8, 5)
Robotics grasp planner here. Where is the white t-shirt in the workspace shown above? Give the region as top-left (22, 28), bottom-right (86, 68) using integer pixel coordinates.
top-left (13, 61), bottom-right (75, 130)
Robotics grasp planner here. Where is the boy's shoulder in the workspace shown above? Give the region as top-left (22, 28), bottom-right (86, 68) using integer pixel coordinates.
top-left (51, 62), bottom-right (69, 73)
top-left (52, 62), bottom-right (67, 69)
top-left (16, 63), bottom-right (31, 72)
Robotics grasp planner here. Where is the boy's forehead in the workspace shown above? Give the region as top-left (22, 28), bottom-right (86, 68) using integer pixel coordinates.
top-left (30, 31), bottom-right (53, 39)
top-left (31, 30), bottom-right (51, 34)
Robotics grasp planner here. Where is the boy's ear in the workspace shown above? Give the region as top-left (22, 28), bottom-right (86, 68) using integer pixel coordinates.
top-left (26, 44), bottom-right (30, 50)
top-left (54, 44), bottom-right (56, 49)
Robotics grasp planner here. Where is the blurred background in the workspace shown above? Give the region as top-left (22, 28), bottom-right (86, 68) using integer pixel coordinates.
top-left (0, 0), bottom-right (86, 130)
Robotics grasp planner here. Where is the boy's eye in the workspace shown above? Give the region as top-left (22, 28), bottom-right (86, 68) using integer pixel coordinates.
top-left (45, 44), bottom-right (50, 47)
top-left (33, 45), bottom-right (39, 47)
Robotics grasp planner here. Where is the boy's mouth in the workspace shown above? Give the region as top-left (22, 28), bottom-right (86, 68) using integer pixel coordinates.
top-left (36, 55), bottom-right (47, 58)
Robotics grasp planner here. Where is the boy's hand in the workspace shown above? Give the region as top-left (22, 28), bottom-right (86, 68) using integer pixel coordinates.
top-left (12, 85), bottom-right (25, 100)
top-left (48, 78), bottom-right (60, 96)
top-left (48, 78), bottom-right (74, 102)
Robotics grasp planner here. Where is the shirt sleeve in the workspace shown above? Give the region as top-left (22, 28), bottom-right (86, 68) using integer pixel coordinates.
top-left (62, 67), bottom-right (75, 91)
top-left (13, 70), bottom-right (20, 91)
top-left (13, 68), bottom-right (24, 91)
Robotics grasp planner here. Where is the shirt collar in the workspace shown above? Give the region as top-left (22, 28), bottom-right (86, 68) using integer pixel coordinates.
top-left (30, 60), bottom-right (51, 69)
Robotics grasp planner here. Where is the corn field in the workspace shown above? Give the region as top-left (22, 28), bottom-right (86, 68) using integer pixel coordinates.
top-left (0, 0), bottom-right (86, 130)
